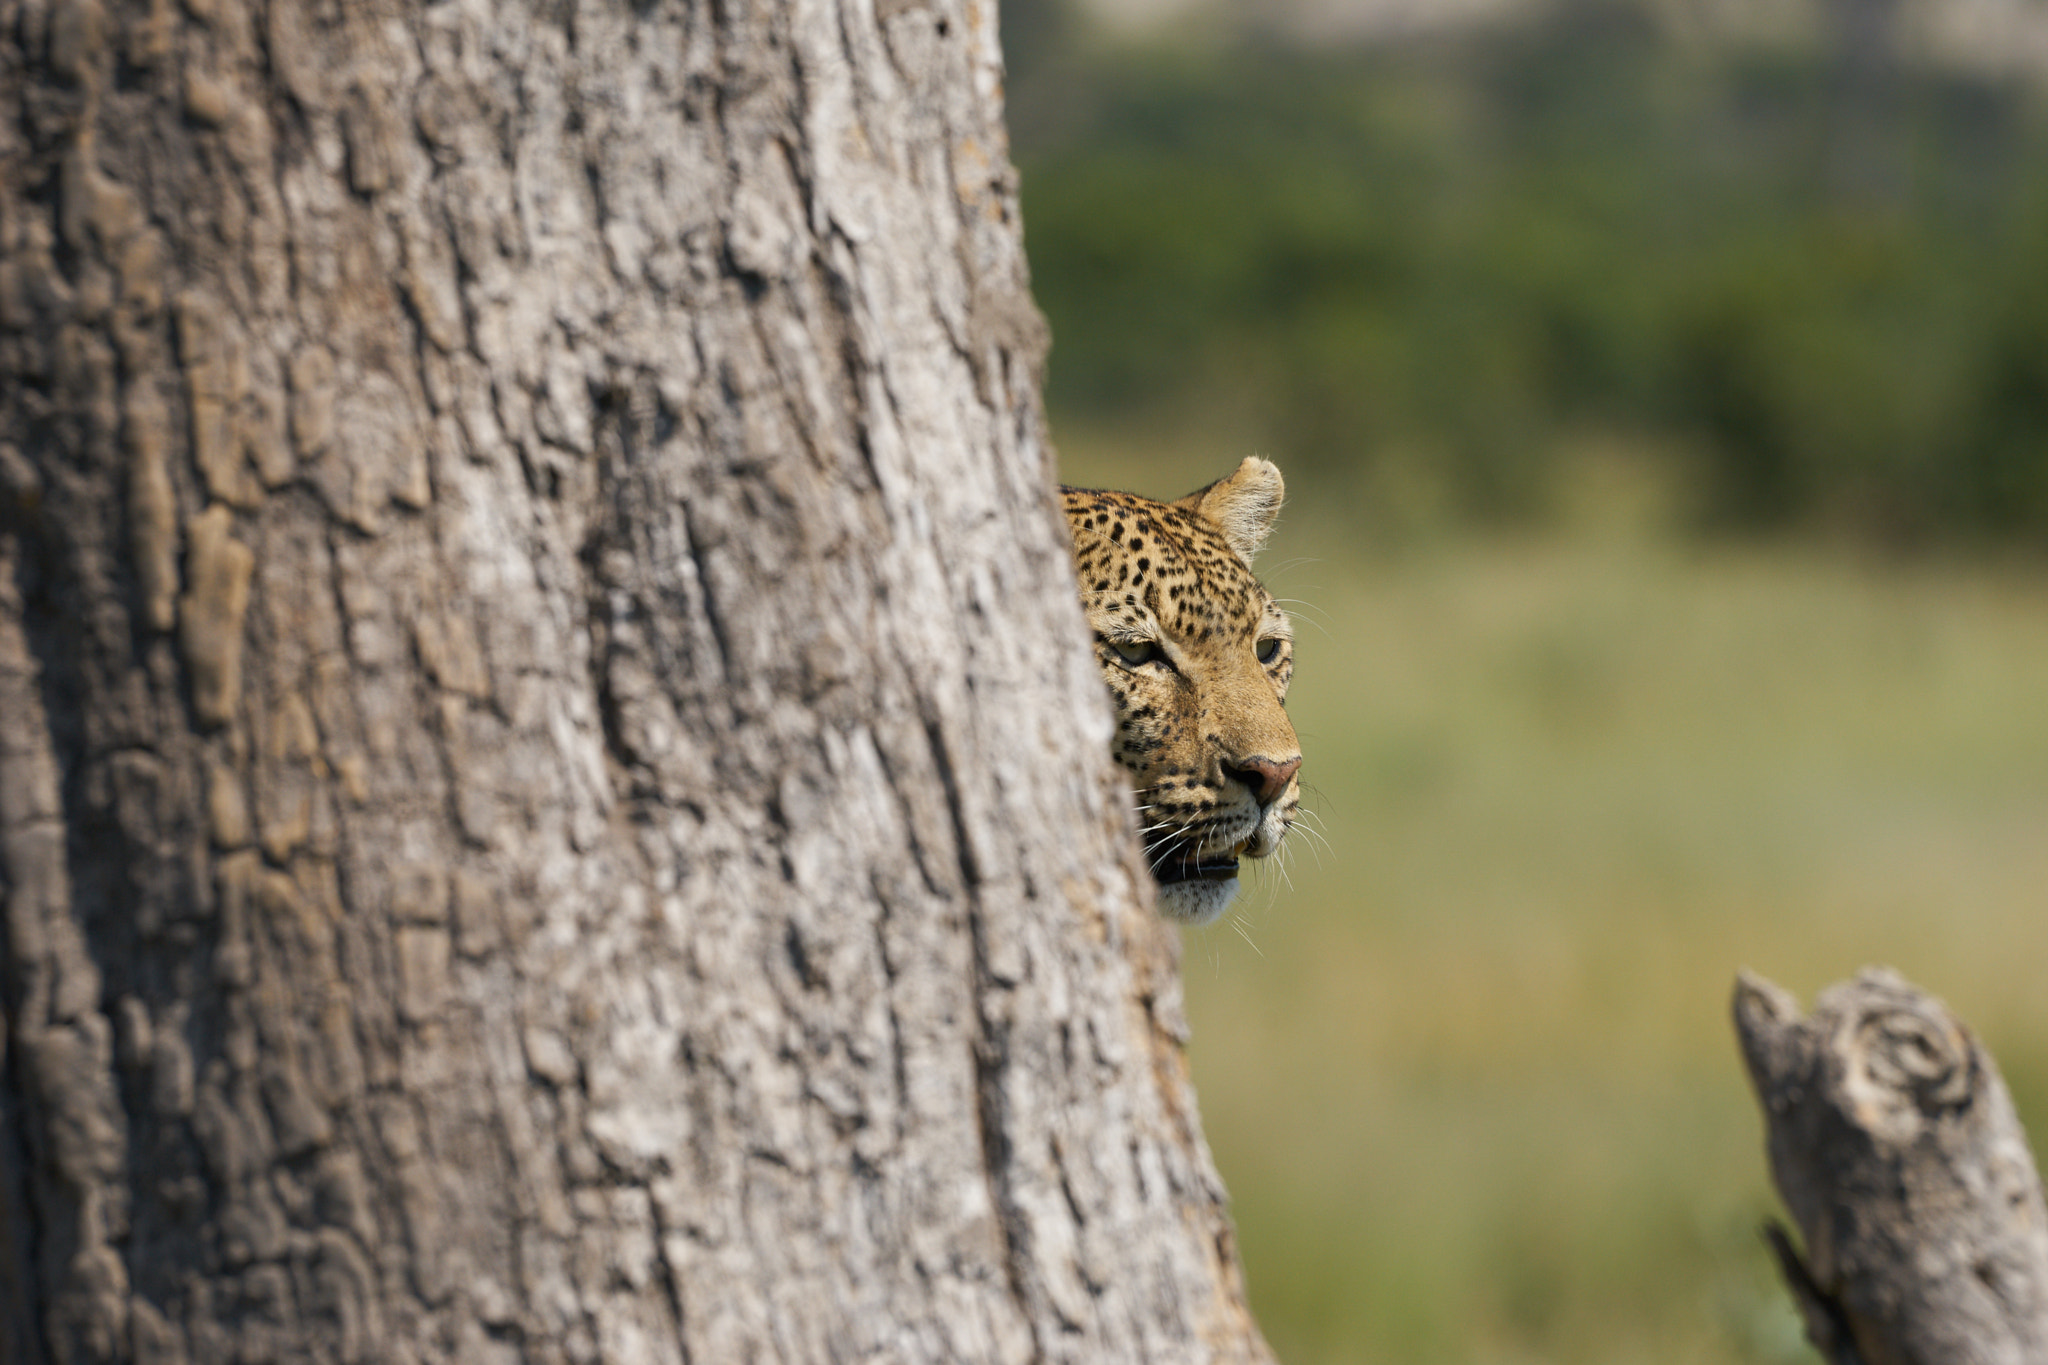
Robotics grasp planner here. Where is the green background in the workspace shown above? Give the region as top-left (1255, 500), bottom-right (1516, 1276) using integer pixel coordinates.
top-left (1010, 5), bottom-right (2048, 1360)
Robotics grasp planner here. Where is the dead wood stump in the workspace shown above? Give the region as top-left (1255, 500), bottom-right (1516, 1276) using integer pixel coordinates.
top-left (1734, 967), bottom-right (2048, 1365)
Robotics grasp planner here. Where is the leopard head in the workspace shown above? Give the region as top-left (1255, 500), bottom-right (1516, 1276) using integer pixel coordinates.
top-left (1062, 457), bottom-right (1302, 925)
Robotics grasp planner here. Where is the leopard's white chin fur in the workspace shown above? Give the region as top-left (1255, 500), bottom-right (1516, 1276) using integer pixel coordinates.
top-left (1155, 877), bottom-right (1239, 927)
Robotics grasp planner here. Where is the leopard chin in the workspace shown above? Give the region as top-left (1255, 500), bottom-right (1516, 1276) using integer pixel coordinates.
top-left (1155, 877), bottom-right (1241, 927)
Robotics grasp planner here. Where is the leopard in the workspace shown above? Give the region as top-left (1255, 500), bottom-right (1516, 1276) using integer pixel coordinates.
top-left (1061, 457), bottom-right (1303, 926)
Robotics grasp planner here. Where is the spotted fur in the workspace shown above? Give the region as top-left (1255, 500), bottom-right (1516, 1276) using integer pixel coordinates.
top-left (1062, 457), bottom-right (1302, 925)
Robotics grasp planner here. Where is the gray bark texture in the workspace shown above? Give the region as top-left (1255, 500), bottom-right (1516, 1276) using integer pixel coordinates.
top-left (0, 0), bottom-right (1274, 1360)
top-left (1734, 968), bottom-right (2048, 1365)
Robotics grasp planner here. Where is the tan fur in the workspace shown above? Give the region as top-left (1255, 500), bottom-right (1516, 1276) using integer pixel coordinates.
top-left (1061, 457), bottom-right (1303, 925)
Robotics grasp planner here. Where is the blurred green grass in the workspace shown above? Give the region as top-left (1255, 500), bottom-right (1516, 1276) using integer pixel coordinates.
top-left (1058, 434), bottom-right (2048, 1365)
top-left (1013, 8), bottom-right (2048, 542)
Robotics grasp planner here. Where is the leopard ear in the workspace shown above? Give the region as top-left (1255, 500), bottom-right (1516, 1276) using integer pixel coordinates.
top-left (1175, 456), bottom-right (1285, 563)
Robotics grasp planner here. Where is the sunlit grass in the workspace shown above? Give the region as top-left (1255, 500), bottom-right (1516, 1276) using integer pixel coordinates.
top-left (1058, 434), bottom-right (2048, 1365)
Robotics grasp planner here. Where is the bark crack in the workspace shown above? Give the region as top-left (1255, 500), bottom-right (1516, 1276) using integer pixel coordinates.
top-left (678, 501), bottom-right (734, 688)
top-left (970, 1012), bottom-right (1045, 1365)
top-left (864, 858), bottom-right (914, 1146)
top-left (941, 710), bottom-right (1049, 1362)
top-left (920, 717), bottom-right (979, 895)
top-left (0, 559), bottom-right (129, 1365)
top-left (645, 1189), bottom-right (697, 1365)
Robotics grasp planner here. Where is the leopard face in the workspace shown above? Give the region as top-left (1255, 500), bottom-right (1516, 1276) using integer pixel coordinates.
top-left (1061, 457), bottom-right (1302, 926)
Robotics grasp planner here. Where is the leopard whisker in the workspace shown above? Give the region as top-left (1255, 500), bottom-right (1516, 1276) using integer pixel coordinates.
top-left (1268, 598), bottom-right (1333, 638)
top-left (1291, 820), bottom-right (1332, 855)
top-left (1292, 833), bottom-right (1329, 872)
top-left (1141, 834), bottom-right (1186, 865)
top-left (1227, 913), bottom-right (1264, 957)
top-left (1242, 860), bottom-right (1281, 914)
top-left (1261, 556), bottom-right (1325, 583)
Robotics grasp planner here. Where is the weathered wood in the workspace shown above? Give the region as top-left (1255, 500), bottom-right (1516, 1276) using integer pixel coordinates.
top-left (0, 0), bottom-right (1273, 1360)
top-left (1734, 968), bottom-right (2048, 1365)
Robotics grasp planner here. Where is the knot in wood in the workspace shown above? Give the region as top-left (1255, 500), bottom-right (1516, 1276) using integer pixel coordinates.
top-left (1837, 987), bottom-right (1975, 1144)
top-left (1853, 1007), bottom-right (1972, 1107)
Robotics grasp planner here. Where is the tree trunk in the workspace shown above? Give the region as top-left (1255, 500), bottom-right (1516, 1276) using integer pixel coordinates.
top-left (0, 0), bottom-right (1274, 1360)
top-left (1734, 968), bottom-right (2048, 1365)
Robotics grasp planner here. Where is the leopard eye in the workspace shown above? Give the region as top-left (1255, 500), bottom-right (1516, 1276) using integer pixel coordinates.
top-left (1256, 637), bottom-right (1284, 665)
top-left (1111, 638), bottom-right (1163, 668)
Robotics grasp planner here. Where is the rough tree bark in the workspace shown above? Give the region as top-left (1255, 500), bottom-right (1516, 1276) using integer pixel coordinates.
top-left (0, 0), bottom-right (1274, 1360)
top-left (1734, 968), bottom-right (2048, 1365)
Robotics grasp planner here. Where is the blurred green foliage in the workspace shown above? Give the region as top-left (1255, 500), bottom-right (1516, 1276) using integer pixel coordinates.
top-left (1009, 3), bottom-right (2048, 540)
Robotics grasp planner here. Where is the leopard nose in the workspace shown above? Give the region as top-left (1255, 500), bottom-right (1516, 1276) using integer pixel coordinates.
top-left (1224, 755), bottom-right (1301, 807)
